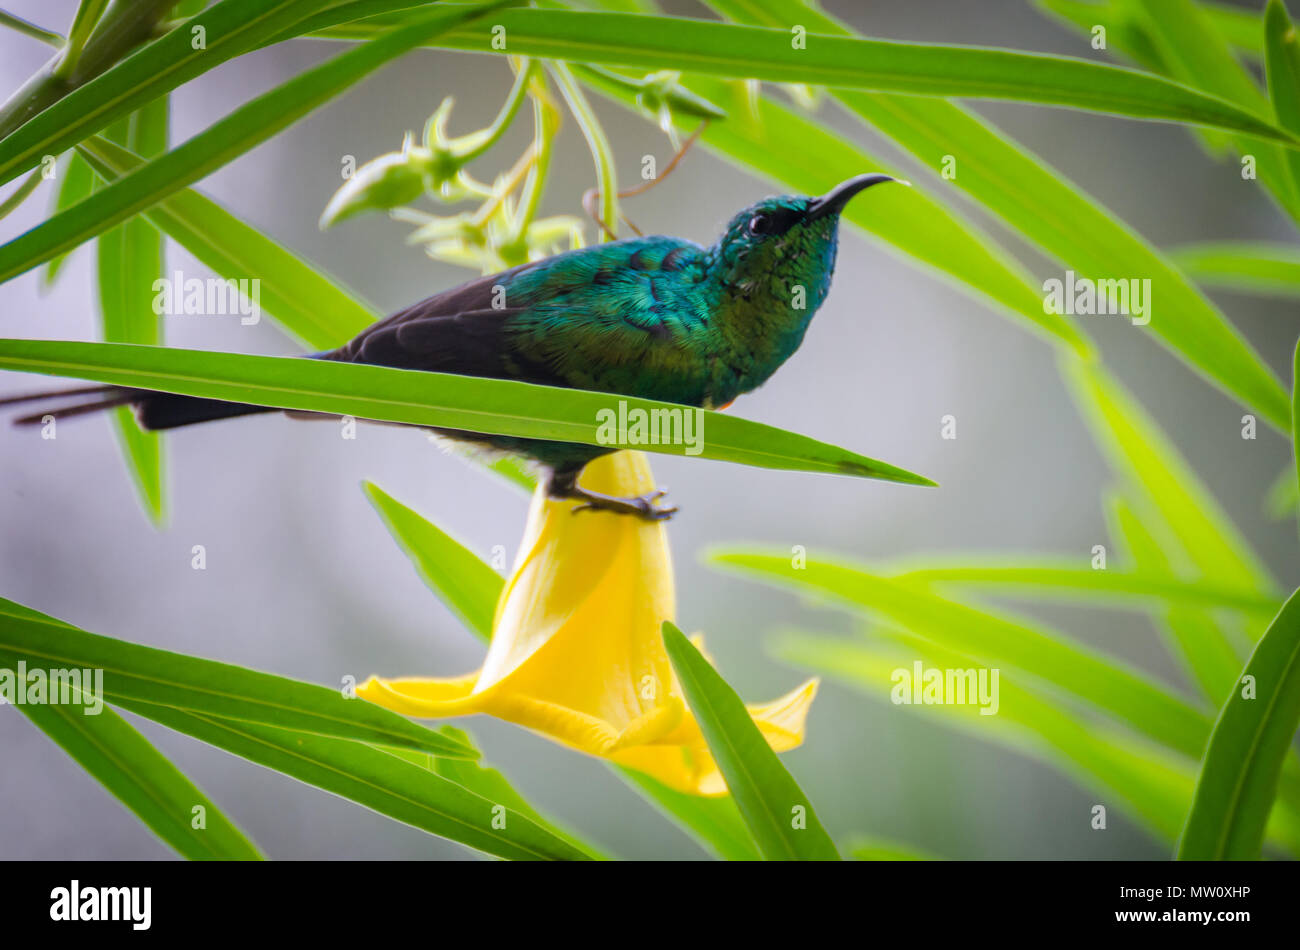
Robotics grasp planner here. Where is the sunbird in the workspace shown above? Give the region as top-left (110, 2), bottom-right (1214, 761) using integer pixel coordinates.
top-left (6, 174), bottom-right (901, 520)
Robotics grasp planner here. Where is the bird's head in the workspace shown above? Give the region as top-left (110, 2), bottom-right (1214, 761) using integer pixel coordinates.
top-left (711, 174), bottom-right (903, 312)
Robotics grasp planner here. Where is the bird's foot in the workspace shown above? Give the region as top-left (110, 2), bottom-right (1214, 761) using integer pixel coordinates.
top-left (568, 487), bottom-right (678, 522)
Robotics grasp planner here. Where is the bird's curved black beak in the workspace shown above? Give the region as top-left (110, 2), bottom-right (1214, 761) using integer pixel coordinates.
top-left (805, 173), bottom-right (904, 221)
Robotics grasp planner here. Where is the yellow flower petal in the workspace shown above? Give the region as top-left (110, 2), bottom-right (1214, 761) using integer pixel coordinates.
top-left (358, 451), bottom-right (818, 795)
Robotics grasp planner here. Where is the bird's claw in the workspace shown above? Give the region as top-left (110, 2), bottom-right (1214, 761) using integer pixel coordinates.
top-left (570, 488), bottom-right (677, 522)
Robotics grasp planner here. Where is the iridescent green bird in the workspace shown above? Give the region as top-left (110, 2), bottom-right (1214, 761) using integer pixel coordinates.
top-left (9, 174), bottom-right (900, 520)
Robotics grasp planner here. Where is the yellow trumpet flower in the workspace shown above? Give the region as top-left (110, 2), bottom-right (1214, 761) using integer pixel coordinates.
top-left (358, 450), bottom-right (818, 795)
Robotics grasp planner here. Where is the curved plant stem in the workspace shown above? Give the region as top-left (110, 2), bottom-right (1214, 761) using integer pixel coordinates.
top-left (0, 168), bottom-right (43, 221)
top-left (0, 9), bottom-right (64, 48)
top-left (457, 57), bottom-right (538, 163)
top-left (549, 60), bottom-right (617, 241)
top-left (54, 0), bottom-right (112, 81)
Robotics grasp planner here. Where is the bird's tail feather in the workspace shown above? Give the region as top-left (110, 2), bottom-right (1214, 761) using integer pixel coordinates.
top-left (4, 383), bottom-right (274, 430)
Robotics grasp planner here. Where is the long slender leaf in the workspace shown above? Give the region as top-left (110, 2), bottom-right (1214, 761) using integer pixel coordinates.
top-left (97, 102), bottom-right (169, 524)
top-left (1266, 461), bottom-right (1299, 520)
top-left (322, 9), bottom-right (1300, 142)
top-left (847, 837), bottom-right (939, 861)
top-left (1265, 0), bottom-right (1300, 199)
top-left (1132, 0), bottom-right (1300, 223)
top-left (77, 134), bottom-right (377, 350)
top-left (1037, 0), bottom-right (1265, 63)
top-left (1106, 493), bottom-right (1244, 706)
top-left (773, 630), bottom-right (1198, 844)
top-left (60, 0), bottom-right (112, 75)
top-left (0, 596), bottom-right (478, 759)
top-left (0, 171), bottom-right (42, 220)
top-left (1178, 588), bottom-right (1300, 858)
top-left (1039, 0), bottom-right (1300, 225)
top-left (430, 725), bottom-right (607, 859)
top-left (1167, 241), bottom-right (1300, 298)
top-left (885, 560), bottom-right (1280, 614)
top-left (1063, 359), bottom-right (1277, 598)
top-left (0, 339), bottom-right (936, 484)
top-left (42, 151), bottom-right (95, 286)
top-left (710, 550), bottom-right (1213, 759)
top-left (363, 481), bottom-right (502, 642)
top-left (118, 700), bottom-right (592, 860)
top-left (14, 688), bottom-right (263, 859)
top-left (0, 1), bottom-right (510, 284)
top-left (662, 621), bottom-right (838, 860)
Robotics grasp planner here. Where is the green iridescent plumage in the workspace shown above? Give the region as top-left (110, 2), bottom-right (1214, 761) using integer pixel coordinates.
top-left (10, 175), bottom-right (901, 519)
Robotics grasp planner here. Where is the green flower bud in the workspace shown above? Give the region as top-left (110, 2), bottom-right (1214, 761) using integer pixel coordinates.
top-left (320, 135), bottom-right (433, 228)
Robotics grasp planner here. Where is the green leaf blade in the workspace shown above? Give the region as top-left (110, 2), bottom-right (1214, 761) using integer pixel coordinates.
top-left (710, 549), bottom-right (1213, 760)
top-left (1178, 588), bottom-right (1300, 858)
top-left (14, 691), bottom-right (263, 860)
top-left (119, 702), bottom-right (592, 860)
top-left (0, 339), bottom-right (935, 485)
top-left (332, 10), bottom-right (1300, 142)
top-left (0, 596), bottom-right (479, 759)
top-left (363, 481), bottom-right (503, 643)
top-left (662, 621), bottom-right (839, 860)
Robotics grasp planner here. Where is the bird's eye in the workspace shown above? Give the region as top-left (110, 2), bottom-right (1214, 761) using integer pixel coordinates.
top-left (747, 214), bottom-right (771, 235)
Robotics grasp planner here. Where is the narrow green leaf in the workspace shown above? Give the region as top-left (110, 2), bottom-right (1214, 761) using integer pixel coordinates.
top-left (773, 630), bottom-right (1198, 844)
top-left (0, 171), bottom-right (43, 223)
top-left (0, 596), bottom-right (479, 759)
top-left (119, 701), bottom-right (592, 860)
top-left (1106, 493), bottom-right (1244, 707)
top-left (1167, 241), bottom-right (1300, 298)
top-left (13, 688), bottom-right (262, 859)
top-left (886, 560), bottom-right (1280, 615)
top-left (59, 0), bottom-right (112, 79)
top-left (0, 9), bottom-right (65, 47)
top-left (0, 1), bottom-right (510, 283)
top-left (1266, 462), bottom-right (1299, 520)
top-left (97, 103), bottom-right (170, 524)
top-left (613, 764), bottom-right (761, 861)
top-left (1132, 0), bottom-right (1272, 110)
top-left (0, 339), bottom-right (936, 485)
top-left (77, 134), bottom-right (377, 349)
top-left (1294, 336), bottom-right (1300, 534)
top-left (430, 725), bottom-right (607, 859)
top-left (1133, 0), bottom-right (1300, 222)
top-left (710, 550), bottom-right (1213, 760)
top-left (662, 621), bottom-right (839, 861)
top-left (1178, 588), bottom-right (1300, 858)
top-left (1063, 359), bottom-right (1277, 599)
top-left (327, 9), bottom-right (1300, 143)
top-left (363, 481), bottom-right (503, 642)
top-left (1039, 0), bottom-right (1300, 225)
top-left (847, 837), bottom-right (939, 861)
top-left (1037, 0), bottom-right (1265, 63)
top-left (1265, 0), bottom-right (1300, 199)
top-left (42, 151), bottom-right (95, 286)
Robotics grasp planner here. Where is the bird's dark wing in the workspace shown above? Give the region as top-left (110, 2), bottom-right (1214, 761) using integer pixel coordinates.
top-left (319, 265), bottom-right (569, 385)
top-left (321, 237), bottom-right (714, 399)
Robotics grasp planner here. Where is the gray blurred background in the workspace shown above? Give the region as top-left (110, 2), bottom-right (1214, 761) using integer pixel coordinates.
top-left (1, 0), bottom-right (1296, 860)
